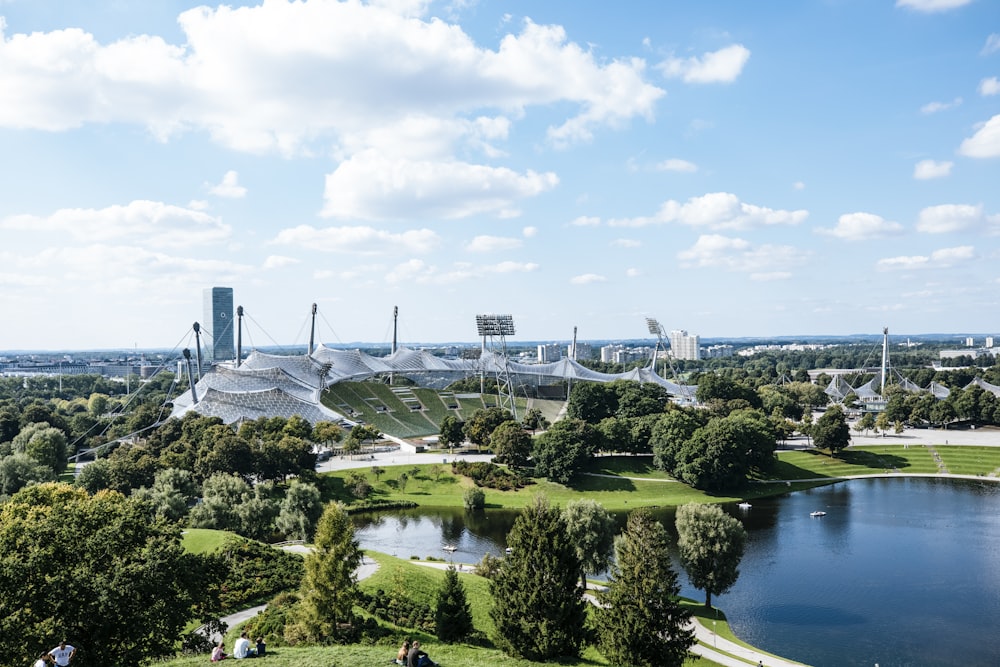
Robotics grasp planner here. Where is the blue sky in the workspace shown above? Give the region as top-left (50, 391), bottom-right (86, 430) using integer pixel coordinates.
top-left (1, 0), bottom-right (998, 351)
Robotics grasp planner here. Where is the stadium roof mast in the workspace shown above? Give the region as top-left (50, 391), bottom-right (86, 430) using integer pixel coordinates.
top-left (476, 314), bottom-right (518, 420)
top-left (646, 317), bottom-right (692, 400)
top-left (881, 327), bottom-right (889, 396)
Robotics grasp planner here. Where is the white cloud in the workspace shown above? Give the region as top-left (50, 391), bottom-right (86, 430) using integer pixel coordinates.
top-left (792, 181), bottom-right (805, 191)
top-left (208, 170), bottom-right (247, 198)
top-left (920, 98), bottom-right (962, 114)
top-left (658, 44), bottom-right (751, 84)
top-left (570, 215), bottom-right (601, 227)
top-left (816, 212), bottom-right (904, 241)
top-left (896, 0), bottom-right (973, 11)
top-left (916, 203), bottom-right (984, 233)
top-left (271, 224), bottom-right (439, 255)
top-left (570, 273), bottom-right (607, 284)
top-left (877, 245), bottom-right (975, 270)
top-left (522, 226), bottom-right (538, 238)
top-left (321, 150), bottom-right (558, 220)
top-left (465, 235), bottom-right (523, 252)
top-left (750, 271), bottom-right (792, 281)
top-left (609, 192), bottom-right (808, 230)
top-left (383, 258), bottom-right (537, 285)
top-left (655, 158), bottom-right (698, 173)
top-left (979, 77), bottom-right (1000, 96)
top-left (959, 114), bottom-right (1000, 158)
top-left (188, 199), bottom-right (210, 211)
top-left (625, 268), bottom-right (641, 277)
top-left (913, 159), bottom-right (953, 180)
top-left (0, 4), bottom-right (664, 155)
top-left (677, 234), bottom-right (807, 273)
top-left (612, 238), bottom-right (641, 248)
top-left (0, 200), bottom-right (231, 248)
top-left (262, 255), bottom-right (299, 269)
top-left (984, 34), bottom-right (1000, 55)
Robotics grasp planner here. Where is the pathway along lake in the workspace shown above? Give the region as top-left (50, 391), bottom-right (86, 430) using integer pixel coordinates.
top-left (353, 478), bottom-right (1000, 667)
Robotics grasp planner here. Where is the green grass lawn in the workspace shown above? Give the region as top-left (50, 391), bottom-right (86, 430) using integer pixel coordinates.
top-left (181, 528), bottom-right (239, 554)
top-left (934, 446), bottom-right (1000, 475)
top-left (326, 463), bottom-right (740, 511)
top-left (775, 446), bottom-right (939, 478)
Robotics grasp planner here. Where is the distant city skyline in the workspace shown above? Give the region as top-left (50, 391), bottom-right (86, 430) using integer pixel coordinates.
top-left (1, 1), bottom-right (998, 350)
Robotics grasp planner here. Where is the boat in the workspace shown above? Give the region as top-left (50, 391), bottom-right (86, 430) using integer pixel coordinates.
top-left (810, 511), bottom-right (827, 517)
top-left (442, 545), bottom-right (457, 552)
top-left (505, 547), bottom-right (513, 555)
top-left (738, 502), bottom-right (752, 510)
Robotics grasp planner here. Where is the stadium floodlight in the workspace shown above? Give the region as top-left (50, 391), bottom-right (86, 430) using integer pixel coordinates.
top-left (646, 317), bottom-right (663, 336)
top-left (476, 314), bottom-right (515, 337)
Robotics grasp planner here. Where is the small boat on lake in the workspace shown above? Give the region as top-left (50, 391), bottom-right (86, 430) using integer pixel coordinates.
top-left (810, 511), bottom-right (827, 517)
top-left (442, 545), bottom-right (457, 552)
top-left (738, 502), bottom-right (752, 510)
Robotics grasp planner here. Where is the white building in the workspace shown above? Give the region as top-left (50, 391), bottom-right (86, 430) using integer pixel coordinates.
top-left (669, 329), bottom-right (701, 361)
top-left (567, 341), bottom-right (593, 361)
top-left (537, 343), bottom-right (562, 363)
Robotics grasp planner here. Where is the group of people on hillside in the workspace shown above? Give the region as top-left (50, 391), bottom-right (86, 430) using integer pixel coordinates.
top-left (211, 632), bottom-right (266, 661)
top-left (393, 638), bottom-right (438, 667)
top-left (33, 640), bottom-right (76, 667)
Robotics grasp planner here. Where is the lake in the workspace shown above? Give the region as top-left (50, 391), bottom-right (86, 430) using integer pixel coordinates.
top-left (352, 477), bottom-right (1000, 667)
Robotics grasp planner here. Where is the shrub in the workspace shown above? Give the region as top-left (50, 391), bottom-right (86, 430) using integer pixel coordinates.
top-left (463, 487), bottom-right (485, 510)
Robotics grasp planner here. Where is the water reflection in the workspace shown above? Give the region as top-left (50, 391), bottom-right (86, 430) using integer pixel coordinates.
top-left (352, 479), bottom-right (1000, 667)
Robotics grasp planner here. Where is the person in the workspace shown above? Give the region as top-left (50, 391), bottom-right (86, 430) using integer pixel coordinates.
top-left (233, 632), bottom-right (251, 659)
top-left (48, 641), bottom-right (76, 667)
top-left (211, 642), bottom-right (228, 662)
top-left (406, 640), bottom-right (437, 667)
top-left (395, 639), bottom-right (410, 665)
top-left (33, 651), bottom-right (51, 667)
top-left (254, 637), bottom-right (266, 658)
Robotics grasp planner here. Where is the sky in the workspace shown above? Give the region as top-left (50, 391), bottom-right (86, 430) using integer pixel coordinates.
top-left (1, 0), bottom-right (999, 351)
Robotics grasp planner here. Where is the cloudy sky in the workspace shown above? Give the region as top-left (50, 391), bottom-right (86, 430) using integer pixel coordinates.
top-left (1, 0), bottom-right (999, 351)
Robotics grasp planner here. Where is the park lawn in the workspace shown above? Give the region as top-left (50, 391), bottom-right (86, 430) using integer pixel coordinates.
top-left (326, 463), bottom-right (741, 511)
top-left (181, 528), bottom-right (239, 554)
top-left (582, 455), bottom-right (673, 479)
top-left (934, 446), bottom-right (1000, 475)
top-left (775, 446), bottom-right (938, 478)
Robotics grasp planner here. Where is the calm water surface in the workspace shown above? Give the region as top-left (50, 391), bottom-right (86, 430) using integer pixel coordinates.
top-left (353, 478), bottom-right (1000, 667)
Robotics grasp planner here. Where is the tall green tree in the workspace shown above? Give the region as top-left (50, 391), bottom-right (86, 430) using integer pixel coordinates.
top-left (598, 508), bottom-right (694, 667)
top-left (434, 565), bottom-right (474, 643)
top-left (490, 495), bottom-right (587, 660)
top-left (463, 407), bottom-right (514, 448)
top-left (276, 481), bottom-right (324, 542)
top-left (812, 405), bottom-right (851, 453)
top-left (562, 498), bottom-right (616, 590)
top-left (531, 418), bottom-right (600, 484)
top-left (438, 414), bottom-right (465, 450)
top-left (0, 483), bottom-right (219, 667)
top-left (675, 503), bottom-right (747, 609)
top-left (490, 420), bottom-right (532, 467)
top-left (287, 501), bottom-right (363, 643)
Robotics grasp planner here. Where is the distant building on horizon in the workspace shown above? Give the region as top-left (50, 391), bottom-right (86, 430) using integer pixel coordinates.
top-left (537, 343), bottom-right (562, 363)
top-left (669, 329), bottom-right (701, 361)
top-left (203, 287), bottom-right (235, 362)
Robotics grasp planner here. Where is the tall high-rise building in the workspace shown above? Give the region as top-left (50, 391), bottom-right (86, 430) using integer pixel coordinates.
top-left (669, 329), bottom-right (701, 361)
top-left (203, 287), bottom-right (235, 361)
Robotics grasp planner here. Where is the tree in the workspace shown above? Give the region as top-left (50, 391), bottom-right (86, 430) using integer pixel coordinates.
top-left (346, 424), bottom-right (381, 455)
top-left (463, 407), bottom-right (514, 448)
top-left (287, 501), bottom-right (363, 643)
top-left (0, 452), bottom-right (55, 496)
top-left (675, 503), bottom-right (747, 609)
top-left (490, 420), bottom-right (532, 467)
top-left (566, 381), bottom-right (618, 424)
top-left (650, 408), bottom-right (706, 474)
top-left (812, 405), bottom-right (851, 453)
top-left (276, 481), bottom-right (324, 542)
top-left (674, 411), bottom-right (776, 492)
top-left (12, 422), bottom-right (69, 473)
top-left (531, 418), bottom-right (600, 484)
top-left (521, 407), bottom-right (549, 434)
top-left (311, 420), bottom-right (344, 448)
top-left (562, 498), bottom-right (616, 590)
top-left (598, 508), bottom-right (694, 667)
top-left (435, 565), bottom-right (474, 643)
top-left (855, 412), bottom-right (875, 436)
top-left (490, 495), bottom-right (587, 660)
top-left (438, 415), bottom-right (465, 451)
top-left (463, 486), bottom-right (485, 510)
top-left (0, 483), bottom-right (219, 667)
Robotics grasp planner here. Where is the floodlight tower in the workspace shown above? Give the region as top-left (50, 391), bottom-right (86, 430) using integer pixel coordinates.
top-left (646, 317), bottom-right (692, 401)
top-left (476, 314), bottom-right (518, 419)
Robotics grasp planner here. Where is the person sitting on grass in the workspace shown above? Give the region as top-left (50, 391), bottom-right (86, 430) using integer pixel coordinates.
top-left (254, 637), bottom-right (266, 658)
top-left (395, 639), bottom-right (410, 665)
top-left (406, 640), bottom-right (438, 667)
top-left (210, 642), bottom-right (227, 662)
